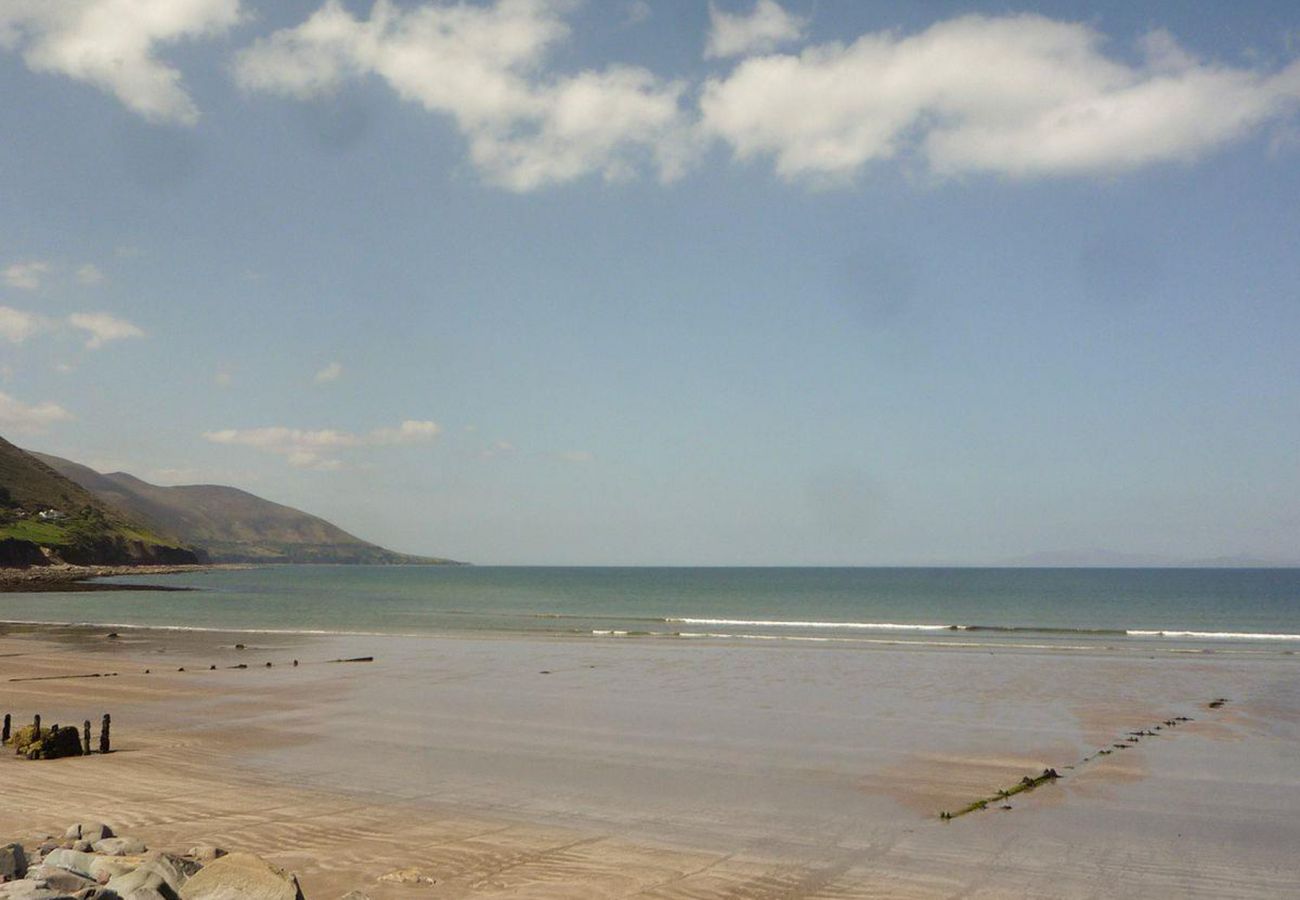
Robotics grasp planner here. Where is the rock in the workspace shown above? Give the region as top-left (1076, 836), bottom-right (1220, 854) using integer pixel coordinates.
top-left (0, 880), bottom-right (77, 899)
top-left (15, 727), bottom-right (83, 760)
top-left (88, 855), bottom-right (147, 883)
top-left (145, 853), bottom-right (200, 887)
top-left (22, 866), bottom-right (96, 894)
top-left (92, 838), bottom-right (147, 857)
top-left (37, 844), bottom-right (57, 858)
top-left (104, 866), bottom-right (175, 900)
top-left (377, 867), bottom-right (435, 885)
top-left (63, 827), bottom-right (111, 845)
top-left (69, 844), bottom-right (91, 855)
top-left (178, 853), bottom-right (303, 900)
top-left (90, 860), bottom-right (139, 884)
top-left (183, 848), bottom-right (224, 865)
top-left (0, 843), bottom-right (27, 880)
top-left (339, 893), bottom-right (371, 900)
top-left (41, 850), bottom-right (97, 880)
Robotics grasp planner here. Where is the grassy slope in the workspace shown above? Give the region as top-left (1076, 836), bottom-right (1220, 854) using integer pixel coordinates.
top-left (0, 435), bottom-right (186, 552)
top-left (31, 451), bottom-right (454, 565)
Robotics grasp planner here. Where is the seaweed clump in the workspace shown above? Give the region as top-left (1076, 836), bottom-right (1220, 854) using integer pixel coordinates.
top-left (8, 723), bottom-right (84, 759)
top-left (940, 769), bottom-right (1059, 820)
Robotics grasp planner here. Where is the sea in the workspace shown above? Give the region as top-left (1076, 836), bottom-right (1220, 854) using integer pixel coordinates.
top-left (3, 565), bottom-right (1299, 652)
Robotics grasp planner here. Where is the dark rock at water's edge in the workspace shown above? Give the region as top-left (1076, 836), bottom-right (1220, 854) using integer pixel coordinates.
top-left (54, 537), bottom-right (199, 567)
top-left (0, 535), bottom-right (199, 569)
top-left (0, 538), bottom-right (48, 568)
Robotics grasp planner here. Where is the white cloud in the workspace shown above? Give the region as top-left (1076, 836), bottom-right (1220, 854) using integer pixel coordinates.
top-left (0, 305), bottom-right (46, 342)
top-left (0, 390), bottom-right (72, 434)
top-left (204, 418), bottom-right (440, 469)
top-left (370, 419), bottom-right (441, 444)
top-left (558, 449), bottom-right (593, 463)
top-left (67, 311), bottom-right (145, 349)
top-left (76, 263), bottom-right (105, 285)
top-left (705, 0), bottom-right (806, 60)
top-left (235, 0), bottom-right (694, 190)
top-left (0, 0), bottom-right (243, 124)
top-left (313, 360), bottom-right (343, 383)
top-left (700, 14), bottom-right (1300, 181)
top-left (3, 260), bottom-right (49, 290)
top-left (0, 305), bottom-right (146, 350)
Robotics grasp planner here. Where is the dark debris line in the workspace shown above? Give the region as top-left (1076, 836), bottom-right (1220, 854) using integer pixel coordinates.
top-left (938, 698), bottom-right (1229, 820)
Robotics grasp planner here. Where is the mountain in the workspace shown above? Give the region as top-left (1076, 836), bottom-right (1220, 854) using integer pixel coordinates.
top-left (30, 451), bottom-right (455, 565)
top-left (1003, 549), bottom-right (1177, 567)
top-left (0, 436), bottom-right (197, 566)
top-left (1004, 549), bottom-right (1298, 568)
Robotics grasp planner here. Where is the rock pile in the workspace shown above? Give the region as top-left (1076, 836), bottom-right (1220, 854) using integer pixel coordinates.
top-left (0, 824), bottom-right (306, 900)
top-left (9, 725), bottom-right (84, 760)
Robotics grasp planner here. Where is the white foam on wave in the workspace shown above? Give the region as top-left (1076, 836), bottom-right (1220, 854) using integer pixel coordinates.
top-left (665, 617), bottom-right (955, 631)
top-left (1128, 629), bottom-right (1300, 641)
top-left (675, 631), bottom-right (1099, 651)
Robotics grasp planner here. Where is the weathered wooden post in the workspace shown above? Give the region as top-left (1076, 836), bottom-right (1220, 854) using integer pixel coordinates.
top-left (83, 720), bottom-right (92, 755)
top-left (33, 714), bottom-right (40, 740)
top-left (99, 714), bottom-right (111, 754)
top-left (2, 713), bottom-right (9, 743)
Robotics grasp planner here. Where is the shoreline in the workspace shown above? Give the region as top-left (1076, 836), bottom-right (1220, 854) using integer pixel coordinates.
top-left (1, 616), bottom-right (1297, 660)
top-left (0, 563), bottom-right (226, 593)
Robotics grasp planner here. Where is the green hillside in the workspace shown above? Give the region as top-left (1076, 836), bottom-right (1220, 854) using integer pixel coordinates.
top-left (0, 436), bottom-right (197, 565)
top-left (32, 451), bottom-right (456, 565)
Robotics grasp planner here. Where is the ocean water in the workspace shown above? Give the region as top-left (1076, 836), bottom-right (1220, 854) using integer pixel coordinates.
top-left (3, 565), bottom-right (1299, 650)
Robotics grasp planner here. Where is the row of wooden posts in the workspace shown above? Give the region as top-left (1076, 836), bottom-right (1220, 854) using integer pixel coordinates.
top-left (2, 712), bottom-right (111, 754)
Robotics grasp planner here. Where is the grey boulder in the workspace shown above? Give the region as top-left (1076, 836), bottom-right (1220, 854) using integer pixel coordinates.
top-left (104, 868), bottom-right (176, 900)
top-left (61, 827), bottom-right (110, 845)
top-left (105, 852), bottom-right (196, 900)
top-left (178, 853), bottom-right (303, 900)
top-left (0, 843), bottom-right (26, 880)
top-left (39, 851), bottom-right (96, 880)
top-left (91, 839), bottom-right (146, 858)
top-left (182, 848), bottom-right (223, 866)
top-left (88, 855), bottom-right (145, 883)
top-left (20, 867), bottom-right (95, 894)
top-left (0, 881), bottom-right (77, 899)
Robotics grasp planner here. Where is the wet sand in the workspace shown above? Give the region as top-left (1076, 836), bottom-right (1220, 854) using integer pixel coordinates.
top-left (1, 624), bottom-right (1297, 897)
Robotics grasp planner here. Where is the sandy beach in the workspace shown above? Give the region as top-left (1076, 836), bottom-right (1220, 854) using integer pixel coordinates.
top-left (2, 624), bottom-right (1298, 898)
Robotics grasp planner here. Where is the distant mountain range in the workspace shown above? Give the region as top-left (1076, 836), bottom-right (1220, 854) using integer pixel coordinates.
top-left (0, 434), bottom-right (458, 566)
top-left (1003, 549), bottom-right (1297, 568)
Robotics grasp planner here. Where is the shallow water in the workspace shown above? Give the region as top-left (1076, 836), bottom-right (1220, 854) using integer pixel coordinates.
top-left (3, 566), bottom-right (1299, 652)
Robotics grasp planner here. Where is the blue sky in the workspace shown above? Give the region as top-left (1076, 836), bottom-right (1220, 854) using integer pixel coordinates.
top-left (1, 1), bottom-right (1298, 564)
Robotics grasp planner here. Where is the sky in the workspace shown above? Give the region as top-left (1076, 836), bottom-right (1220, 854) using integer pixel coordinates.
top-left (1, 0), bottom-right (1299, 565)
